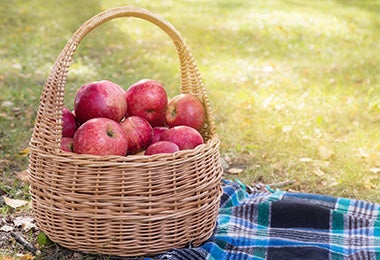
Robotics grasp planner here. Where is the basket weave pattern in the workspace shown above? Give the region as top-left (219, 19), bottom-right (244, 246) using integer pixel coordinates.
top-left (28, 6), bottom-right (223, 257)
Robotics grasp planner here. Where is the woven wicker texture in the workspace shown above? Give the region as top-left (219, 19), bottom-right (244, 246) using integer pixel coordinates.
top-left (28, 6), bottom-right (223, 257)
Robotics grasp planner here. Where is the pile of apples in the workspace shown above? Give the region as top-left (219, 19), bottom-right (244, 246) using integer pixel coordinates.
top-left (60, 79), bottom-right (206, 156)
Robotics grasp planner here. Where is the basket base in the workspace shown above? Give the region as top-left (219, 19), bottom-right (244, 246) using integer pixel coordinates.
top-left (33, 194), bottom-right (220, 257)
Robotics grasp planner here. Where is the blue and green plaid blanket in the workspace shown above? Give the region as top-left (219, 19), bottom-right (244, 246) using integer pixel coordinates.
top-left (160, 180), bottom-right (380, 260)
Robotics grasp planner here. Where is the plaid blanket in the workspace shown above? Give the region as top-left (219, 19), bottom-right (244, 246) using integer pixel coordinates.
top-left (159, 179), bottom-right (380, 260)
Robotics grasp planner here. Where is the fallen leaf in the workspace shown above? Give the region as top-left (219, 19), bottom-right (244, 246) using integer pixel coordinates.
top-left (366, 152), bottom-right (380, 167)
top-left (1, 101), bottom-right (14, 107)
top-left (21, 254), bottom-right (35, 260)
top-left (318, 145), bottom-right (334, 160)
top-left (15, 170), bottom-right (30, 184)
top-left (282, 125), bottom-right (293, 133)
top-left (262, 95), bottom-right (274, 109)
top-left (328, 179), bottom-right (339, 187)
top-left (227, 168), bottom-right (243, 174)
top-left (358, 148), bottom-right (380, 166)
top-left (317, 160), bottom-right (330, 168)
top-left (275, 103), bottom-right (286, 111)
top-left (262, 65), bottom-right (274, 73)
top-left (0, 112), bottom-right (9, 118)
top-left (313, 167), bottom-right (325, 177)
top-left (370, 168), bottom-right (380, 174)
top-left (19, 147), bottom-right (31, 156)
top-left (0, 224), bottom-right (14, 232)
top-left (363, 176), bottom-right (377, 190)
top-left (277, 25), bottom-right (287, 33)
top-left (357, 147), bottom-right (369, 158)
top-left (223, 155), bottom-right (232, 164)
top-left (13, 216), bottom-right (36, 231)
top-left (374, 160), bottom-right (380, 168)
top-left (1, 256), bottom-right (14, 260)
top-left (3, 196), bottom-right (29, 209)
top-left (12, 63), bottom-right (22, 70)
top-left (322, 179), bottom-right (339, 187)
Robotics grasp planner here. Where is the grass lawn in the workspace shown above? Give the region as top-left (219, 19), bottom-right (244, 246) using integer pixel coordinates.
top-left (1, 0), bottom-right (379, 200)
top-left (1, 0), bottom-right (379, 248)
top-left (1, 0), bottom-right (379, 258)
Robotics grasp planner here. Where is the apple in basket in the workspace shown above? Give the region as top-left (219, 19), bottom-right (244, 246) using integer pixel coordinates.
top-left (144, 141), bottom-right (180, 155)
top-left (73, 117), bottom-right (128, 156)
top-left (120, 116), bottom-right (153, 155)
top-left (165, 93), bottom-right (206, 131)
top-left (125, 79), bottom-right (168, 127)
top-left (60, 137), bottom-right (74, 152)
top-left (160, 125), bottom-right (204, 150)
top-left (74, 80), bottom-right (127, 124)
top-left (152, 126), bottom-right (169, 144)
top-left (62, 107), bottom-right (79, 138)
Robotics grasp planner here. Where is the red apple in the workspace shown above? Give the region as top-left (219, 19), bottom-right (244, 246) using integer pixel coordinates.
top-left (74, 80), bottom-right (127, 124)
top-left (62, 107), bottom-right (79, 138)
top-left (152, 126), bottom-right (169, 144)
top-left (144, 141), bottom-right (180, 155)
top-left (61, 137), bottom-right (74, 152)
top-left (125, 79), bottom-right (168, 127)
top-left (160, 125), bottom-right (204, 150)
top-left (120, 116), bottom-right (153, 155)
top-left (73, 117), bottom-right (128, 156)
top-left (165, 93), bottom-right (206, 131)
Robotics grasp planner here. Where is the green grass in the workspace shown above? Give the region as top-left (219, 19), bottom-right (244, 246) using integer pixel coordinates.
top-left (1, 0), bottom-right (379, 209)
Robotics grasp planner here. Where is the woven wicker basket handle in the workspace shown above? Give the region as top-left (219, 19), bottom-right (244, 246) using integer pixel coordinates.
top-left (32, 6), bottom-right (216, 152)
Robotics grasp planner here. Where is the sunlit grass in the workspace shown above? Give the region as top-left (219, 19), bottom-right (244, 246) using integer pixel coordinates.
top-left (0, 0), bottom-right (379, 202)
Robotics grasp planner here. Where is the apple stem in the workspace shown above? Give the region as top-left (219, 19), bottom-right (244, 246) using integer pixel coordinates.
top-left (107, 130), bottom-right (114, 137)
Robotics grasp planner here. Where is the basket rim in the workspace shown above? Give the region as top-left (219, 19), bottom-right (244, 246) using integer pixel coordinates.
top-left (29, 134), bottom-right (219, 164)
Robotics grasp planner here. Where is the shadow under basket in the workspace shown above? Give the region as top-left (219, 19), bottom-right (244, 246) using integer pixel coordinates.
top-left (28, 6), bottom-right (223, 257)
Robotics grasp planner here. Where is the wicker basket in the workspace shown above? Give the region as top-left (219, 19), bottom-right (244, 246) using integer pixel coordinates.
top-left (28, 6), bottom-right (223, 257)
